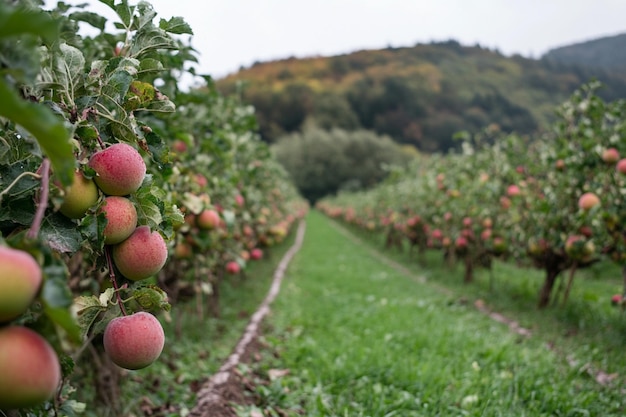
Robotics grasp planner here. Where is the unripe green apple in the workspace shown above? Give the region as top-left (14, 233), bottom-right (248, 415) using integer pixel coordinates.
top-left (0, 247), bottom-right (42, 323)
top-left (112, 226), bottom-right (168, 281)
top-left (100, 196), bottom-right (138, 245)
top-left (0, 326), bottom-right (61, 409)
top-left (58, 170), bottom-right (99, 219)
top-left (103, 312), bottom-right (165, 370)
top-left (89, 143), bottom-right (146, 196)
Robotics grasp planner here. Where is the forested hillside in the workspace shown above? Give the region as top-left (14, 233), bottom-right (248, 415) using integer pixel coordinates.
top-left (217, 40), bottom-right (626, 152)
top-left (543, 33), bottom-right (626, 71)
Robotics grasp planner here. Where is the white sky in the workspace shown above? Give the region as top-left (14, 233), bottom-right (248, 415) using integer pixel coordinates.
top-left (45, 0), bottom-right (626, 80)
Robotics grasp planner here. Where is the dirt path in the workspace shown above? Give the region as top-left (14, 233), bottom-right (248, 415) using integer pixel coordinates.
top-left (189, 219), bottom-right (307, 417)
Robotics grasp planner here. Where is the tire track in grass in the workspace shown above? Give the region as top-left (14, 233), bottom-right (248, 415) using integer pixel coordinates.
top-left (189, 219), bottom-right (307, 417)
top-left (326, 216), bottom-right (532, 337)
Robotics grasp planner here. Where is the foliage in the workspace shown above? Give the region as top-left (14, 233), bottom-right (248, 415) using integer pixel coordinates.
top-left (318, 81), bottom-right (626, 309)
top-left (0, 0), bottom-right (306, 415)
top-left (271, 127), bottom-right (413, 203)
top-left (217, 41), bottom-right (626, 151)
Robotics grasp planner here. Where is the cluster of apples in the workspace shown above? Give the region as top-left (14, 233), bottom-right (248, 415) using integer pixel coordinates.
top-left (60, 143), bottom-right (166, 370)
top-left (0, 247), bottom-right (61, 410)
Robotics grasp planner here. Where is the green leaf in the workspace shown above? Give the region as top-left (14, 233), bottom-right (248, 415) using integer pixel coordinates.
top-left (0, 4), bottom-right (60, 42)
top-left (68, 11), bottom-right (107, 31)
top-left (39, 214), bottom-right (83, 253)
top-left (115, 0), bottom-right (133, 27)
top-left (159, 16), bottom-right (193, 35)
top-left (45, 306), bottom-right (81, 344)
top-left (0, 78), bottom-right (74, 186)
top-left (56, 43), bottom-right (86, 100)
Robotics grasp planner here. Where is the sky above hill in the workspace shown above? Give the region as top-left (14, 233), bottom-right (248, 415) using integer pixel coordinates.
top-left (45, 0), bottom-right (626, 83)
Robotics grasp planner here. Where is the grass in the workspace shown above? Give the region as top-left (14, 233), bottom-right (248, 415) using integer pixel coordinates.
top-left (250, 211), bottom-right (626, 416)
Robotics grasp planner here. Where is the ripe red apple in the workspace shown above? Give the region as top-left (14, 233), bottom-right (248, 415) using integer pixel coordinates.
top-left (0, 247), bottom-right (42, 323)
top-left (455, 236), bottom-right (468, 249)
top-left (225, 261), bottom-right (241, 275)
top-left (578, 192), bottom-right (600, 211)
top-left (617, 158), bottom-right (626, 175)
top-left (602, 148), bottom-right (620, 164)
top-left (507, 184), bottom-right (521, 197)
top-left (0, 326), bottom-right (61, 409)
top-left (171, 140), bottom-right (187, 153)
top-left (59, 170), bottom-right (99, 219)
top-left (611, 294), bottom-right (622, 306)
top-left (462, 217), bottom-right (472, 227)
top-left (196, 209), bottom-right (220, 230)
top-left (492, 237), bottom-right (507, 254)
top-left (89, 143), bottom-right (146, 196)
top-left (235, 194), bottom-right (245, 207)
top-left (100, 196), bottom-right (138, 245)
top-left (174, 242), bottom-right (192, 259)
top-left (103, 312), bottom-right (165, 370)
top-left (250, 248), bottom-right (263, 260)
top-left (112, 226), bottom-right (168, 281)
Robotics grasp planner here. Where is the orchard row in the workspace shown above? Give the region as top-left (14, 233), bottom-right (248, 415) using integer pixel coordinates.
top-left (0, 1), bottom-right (306, 414)
top-left (318, 81), bottom-right (626, 309)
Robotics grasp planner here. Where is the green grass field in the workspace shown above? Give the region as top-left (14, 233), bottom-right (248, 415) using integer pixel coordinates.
top-left (250, 211), bottom-right (626, 416)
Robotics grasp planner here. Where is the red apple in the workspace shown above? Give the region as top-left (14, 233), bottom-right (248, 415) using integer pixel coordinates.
top-left (112, 226), bottom-right (168, 281)
top-left (103, 312), bottom-right (165, 370)
top-left (197, 209), bottom-right (220, 230)
top-left (611, 294), bottom-right (622, 306)
top-left (617, 158), bottom-right (626, 175)
top-left (0, 326), bottom-right (61, 409)
top-left (100, 196), bottom-right (138, 245)
top-left (602, 148), bottom-right (620, 164)
top-left (507, 185), bottom-right (521, 197)
top-left (578, 192), bottom-right (600, 211)
top-left (225, 261), bottom-right (241, 275)
top-left (89, 143), bottom-right (146, 196)
top-left (250, 248), bottom-right (263, 260)
top-left (0, 247), bottom-right (42, 323)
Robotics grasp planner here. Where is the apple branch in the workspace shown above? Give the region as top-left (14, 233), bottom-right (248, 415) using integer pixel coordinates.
top-left (105, 247), bottom-right (128, 316)
top-left (26, 159), bottom-right (51, 240)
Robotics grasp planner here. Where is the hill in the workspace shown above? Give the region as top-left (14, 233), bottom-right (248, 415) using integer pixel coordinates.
top-left (216, 40), bottom-right (626, 153)
top-left (543, 33), bottom-right (626, 71)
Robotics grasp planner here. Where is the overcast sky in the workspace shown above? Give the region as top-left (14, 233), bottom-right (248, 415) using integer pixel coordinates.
top-left (45, 0), bottom-right (626, 80)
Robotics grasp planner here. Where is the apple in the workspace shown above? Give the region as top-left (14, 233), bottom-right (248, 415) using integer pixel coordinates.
top-left (0, 247), bottom-right (42, 323)
top-left (0, 326), bottom-right (61, 409)
top-left (103, 312), bottom-right (165, 370)
top-left (174, 242), bottom-right (192, 259)
top-left (171, 140), bottom-right (187, 153)
top-left (89, 143), bottom-right (146, 196)
top-left (225, 261), bottom-right (241, 275)
top-left (100, 196), bottom-right (138, 245)
top-left (250, 248), bottom-right (263, 260)
top-left (578, 192), bottom-right (600, 211)
top-left (455, 236), bottom-right (468, 249)
top-left (555, 159), bottom-right (565, 171)
top-left (611, 294), bottom-right (622, 306)
top-left (196, 209), bottom-right (220, 230)
top-left (617, 158), bottom-right (626, 175)
top-left (235, 194), bottom-right (245, 207)
top-left (507, 185), bottom-right (521, 197)
top-left (492, 237), bottom-right (507, 254)
top-left (602, 148), bottom-right (620, 164)
top-left (112, 226), bottom-right (168, 281)
top-left (58, 170), bottom-right (99, 219)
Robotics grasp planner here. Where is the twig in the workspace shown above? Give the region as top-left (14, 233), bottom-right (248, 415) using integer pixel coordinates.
top-left (26, 159), bottom-right (51, 240)
top-left (105, 247), bottom-right (127, 316)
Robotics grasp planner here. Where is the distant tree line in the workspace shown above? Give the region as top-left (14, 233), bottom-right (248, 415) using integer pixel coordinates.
top-left (218, 41), bottom-right (626, 153)
top-left (271, 128), bottom-right (412, 203)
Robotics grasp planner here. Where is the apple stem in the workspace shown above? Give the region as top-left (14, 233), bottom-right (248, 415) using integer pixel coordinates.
top-left (105, 247), bottom-right (128, 316)
top-left (26, 159), bottom-right (51, 240)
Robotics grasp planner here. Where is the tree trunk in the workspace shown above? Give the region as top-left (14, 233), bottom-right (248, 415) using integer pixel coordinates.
top-left (538, 267), bottom-right (561, 308)
top-left (90, 344), bottom-right (122, 414)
